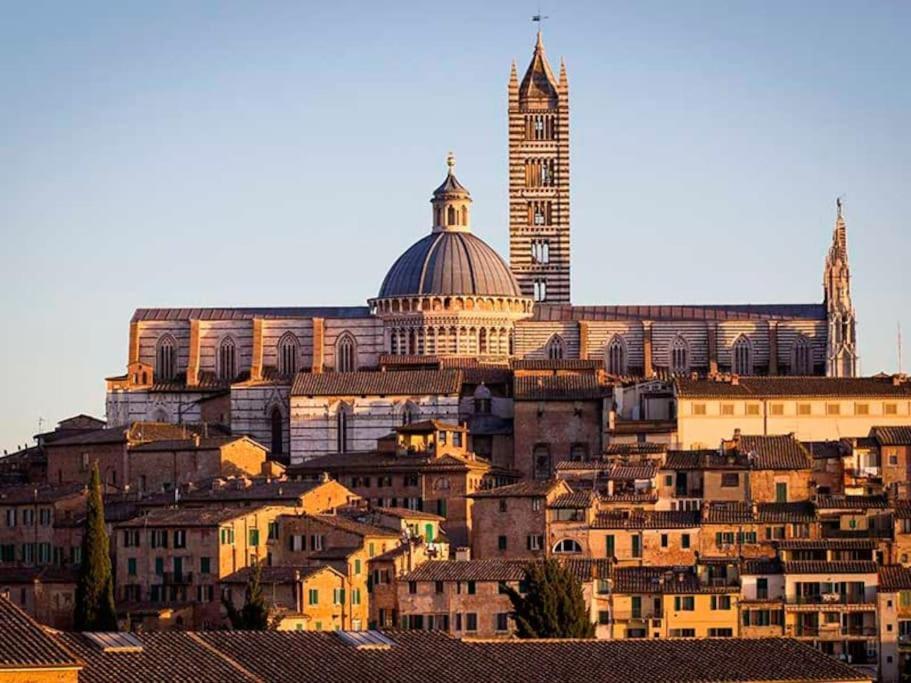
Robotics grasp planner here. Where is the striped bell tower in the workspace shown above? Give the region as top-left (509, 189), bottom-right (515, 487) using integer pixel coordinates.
top-left (508, 31), bottom-right (571, 304)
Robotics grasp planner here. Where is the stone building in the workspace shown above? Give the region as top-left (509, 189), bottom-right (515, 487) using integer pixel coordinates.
top-left (101, 33), bottom-right (859, 470)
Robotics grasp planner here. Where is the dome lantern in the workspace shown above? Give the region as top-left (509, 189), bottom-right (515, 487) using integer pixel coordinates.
top-left (431, 152), bottom-right (471, 233)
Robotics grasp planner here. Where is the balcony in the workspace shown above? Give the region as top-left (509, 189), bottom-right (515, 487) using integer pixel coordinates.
top-left (786, 593), bottom-right (872, 606)
top-left (787, 625), bottom-right (877, 639)
top-left (163, 572), bottom-right (193, 585)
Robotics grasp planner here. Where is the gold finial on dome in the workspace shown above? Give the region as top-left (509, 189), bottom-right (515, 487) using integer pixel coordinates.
top-left (446, 151), bottom-right (455, 173)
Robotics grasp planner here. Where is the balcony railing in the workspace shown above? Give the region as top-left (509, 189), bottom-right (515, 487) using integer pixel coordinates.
top-left (786, 593), bottom-right (872, 605)
top-left (163, 572), bottom-right (193, 585)
top-left (787, 625), bottom-right (877, 638)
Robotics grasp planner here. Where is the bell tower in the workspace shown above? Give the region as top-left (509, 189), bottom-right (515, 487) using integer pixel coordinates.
top-left (824, 198), bottom-right (858, 377)
top-left (508, 32), bottom-right (571, 304)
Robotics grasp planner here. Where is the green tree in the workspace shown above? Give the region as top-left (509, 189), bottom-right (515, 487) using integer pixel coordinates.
top-left (506, 559), bottom-right (595, 638)
top-left (223, 562), bottom-right (270, 630)
top-left (74, 462), bottom-right (118, 631)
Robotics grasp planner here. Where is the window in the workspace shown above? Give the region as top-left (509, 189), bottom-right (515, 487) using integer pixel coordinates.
top-left (467, 581), bottom-right (476, 595)
top-left (336, 402), bottom-right (352, 453)
top-left (775, 482), bottom-right (788, 503)
top-left (498, 499), bottom-right (508, 513)
top-left (466, 613), bottom-right (478, 631)
top-left (797, 403), bottom-right (811, 416)
top-left (552, 539), bottom-right (583, 554)
top-left (631, 535), bottom-right (642, 558)
top-left (496, 613), bottom-right (509, 631)
top-left (220, 528), bottom-right (235, 545)
top-left (673, 596), bottom-right (695, 611)
top-left (884, 403), bottom-right (898, 416)
top-left (527, 535), bottom-right (544, 551)
top-left (721, 473), bottom-right (740, 488)
top-left (531, 239), bottom-right (550, 264)
top-left (354, 559), bottom-right (361, 574)
top-left (122, 530), bottom-right (140, 547)
top-left (708, 628), bottom-right (733, 637)
top-left (631, 596), bottom-right (642, 619)
top-left (670, 336), bottom-right (689, 373)
top-left (855, 403), bottom-right (869, 416)
top-left (598, 610), bottom-right (610, 625)
top-left (248, 529), bottom-right (259, 547)
top-left (408, 581), bottom-right (417, 595)
top-left (127, 558), bottom-right (137, 576)
top-left (217, 336), bottom-right (236, 381)
top-left (352, 588), bottom-right (361, 605)
top-left (792, 335), bottom-right (812, 375)
top-left (721, 404), bottom-right (734, 416)
top-left (336, 333), bottom-right (356, 372)
top-left (533, 278), bottom-right (547, 302)
top-left (681, 533), bottom-right (690, 549)
top-left (150, 530), bottom-right (168, 548)
top-left (732, 335), bottom-right (752, 375)
top-left (308, 589), bottom-right (319, 605)
top-left (533, 444), bottom-right (551, 480)
top-left (670, 628), bottom-right (696, 637)
top-left (826, 403), bottom-right (841, 415)
top-left (155, 557), bottom-right (164, 576)
top-left (174, 530), bottom-right (186, 548)
top-left (606, 336), bottom-right (626, 375)
top-left (769, 403), bottom-right (784, 416)
top-left (711, 595), bottom-right (732, 610)
top-left (498, 535), bottom-right (508, 551)
top-left (200, 557), bottom-right (211, 574)
top-left (278, 332), bottom-right (298, 377)
top-left (333, 588), bottom-right (346, 605)
top-left (692, 403), bottom-right (707, 416)
top-left (155, 335), bottom-right (177, 381)
top-left (546, 335), bottom-right (565, 360)
top-left (746, 403), bottom-right (760, 416)
top-left (270, 406), bottom-right (284, 456)
top-left (660, 534), bottom-right (668, 548)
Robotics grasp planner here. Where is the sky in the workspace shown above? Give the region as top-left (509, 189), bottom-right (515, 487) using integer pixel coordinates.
top-left (1, 0), bottom-right (909, 450)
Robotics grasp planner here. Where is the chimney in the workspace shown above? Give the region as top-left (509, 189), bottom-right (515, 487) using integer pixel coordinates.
top-left (455, 546), bottom-right (471, 561)
top-left (730, 375), bottom-right (740, 386)
top-left (193, 434), bottom-right (201, 448)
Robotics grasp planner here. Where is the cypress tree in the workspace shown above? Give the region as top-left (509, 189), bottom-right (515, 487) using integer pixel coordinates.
top-left (74, 462), bottom-right (118, 631)
top-left (223, 561), bottom-right (270, 630)
top-left (506, 559), bottom-right (595, 638)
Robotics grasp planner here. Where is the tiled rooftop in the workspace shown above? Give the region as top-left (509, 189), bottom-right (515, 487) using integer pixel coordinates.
top-left (514, 374), bottom-right (608, 401)
top-left (676, 375), bottom-right (911, 398)
top-left (291, 370), bottom-right (462, 397)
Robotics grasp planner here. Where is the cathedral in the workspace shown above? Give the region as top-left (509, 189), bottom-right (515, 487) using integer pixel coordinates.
top-left (105, 33), bottom-right (859, 463)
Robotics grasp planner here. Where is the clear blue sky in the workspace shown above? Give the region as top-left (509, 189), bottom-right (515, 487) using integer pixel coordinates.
top-left (1, 1), bottom-right (908, 450)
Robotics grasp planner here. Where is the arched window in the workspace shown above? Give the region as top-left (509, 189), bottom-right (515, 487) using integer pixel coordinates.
top-left (336, 402), bottom-right (352, 453)
top-left (278, 332), bottom-right (298, 377)
top-left (546, 335), bottom-right (565, 360)
top-left (447, 206), bottom-right (456, 225)
top-left (337, 333), bottom-right (356, 372)
top-left (218, 336), bottom-right (236, 381)
top-left (732, 335), bottom-right (753, 375)
top-left (670, 336), bottom-right (689, 374)
top-left (508, 330), bottom-right (515, 356)
top-left (152, 408), bottom-right (169, 423)
top-left (792, 335), bottom-right (812, 375)
top-left (552, 539), bottom-right (583, 554)
top-left (606, 335), bottom-right (626, 375)
top-left (155, 335), bottom-right (177, 381)
top-left (270, 406), bottom-right (283, 456)
top-left (401, 401), bottom-right (420, 426)
top-left (479, 328), bottom-right (488, 355)
top-left (460, 206), bottom-right (468, 226)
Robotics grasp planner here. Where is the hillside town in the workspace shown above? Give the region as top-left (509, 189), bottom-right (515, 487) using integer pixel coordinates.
top-left (0, 25), bottom-right (906, 683)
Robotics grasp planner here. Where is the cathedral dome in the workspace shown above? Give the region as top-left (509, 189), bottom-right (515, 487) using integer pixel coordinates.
top-left (377, 154), bottom-right (522, 299)
top-left (378, 231), bottom-right (521, 298)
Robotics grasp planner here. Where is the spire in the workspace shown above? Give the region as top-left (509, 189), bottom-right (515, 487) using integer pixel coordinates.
top-left (509, 60), bottom-right (518, 84)
top-left (519, 30), bottom-right (559, 102)
top-left (431, 153), bottom-right (471, 233)
top-left (559, 57), bottom-right (568, 89)
top-left (829, 196), bottom-right (848, 264)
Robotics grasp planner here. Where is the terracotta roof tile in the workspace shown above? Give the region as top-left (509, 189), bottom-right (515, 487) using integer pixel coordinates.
top-left (879, 565), bottom-right (911, 591)
top-left (132, 307), bottom-right (371, 322)
top-left (737, 435), bottom-right (812, 470)
top-left (533, 303), bottom-right (826, 322)
top-left (871, 426), bottom-right (911, 446)
top-left (291, 370), bottom-right (462, 397)
top-left (593, 510), bottom-right (699, 530)
top-left (0, 597), bottom-right (80, 669)
top-left (514, 374), bottom-right (608, 400)
top-left (676, 375), bottom-right (911, 398)
top-left (816, 494), bottom-right (889, 510)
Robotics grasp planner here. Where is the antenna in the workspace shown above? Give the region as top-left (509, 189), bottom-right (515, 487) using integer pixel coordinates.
top-left (899, 322), bottom-right (904, 375)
